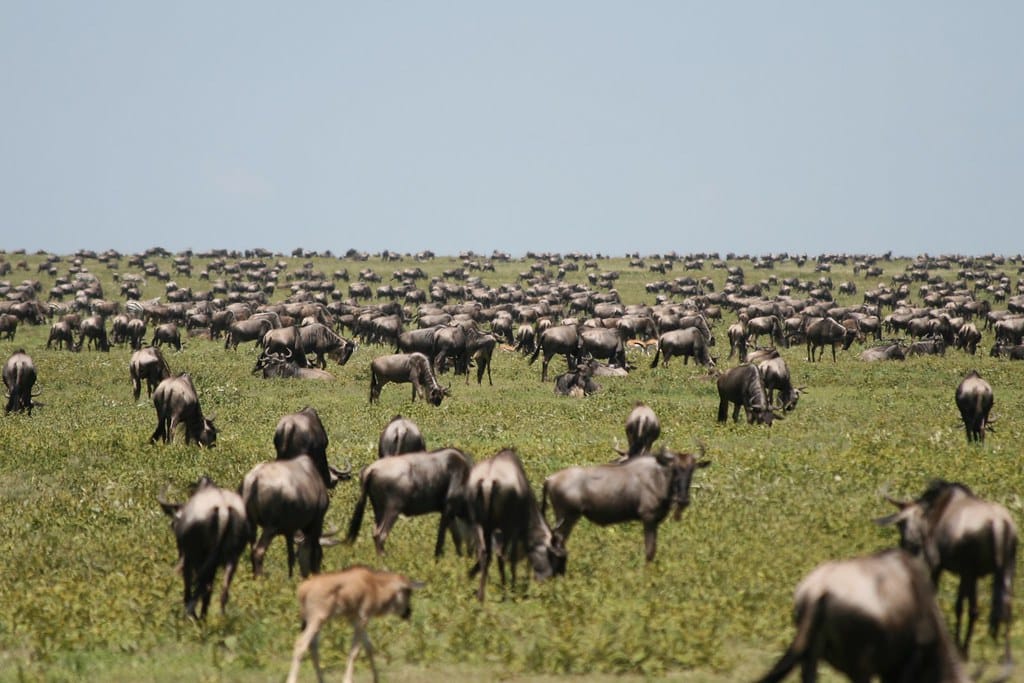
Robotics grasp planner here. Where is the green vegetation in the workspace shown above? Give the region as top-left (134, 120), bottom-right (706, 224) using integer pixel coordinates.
top-left (0, 250), bottom-right (1021, 682)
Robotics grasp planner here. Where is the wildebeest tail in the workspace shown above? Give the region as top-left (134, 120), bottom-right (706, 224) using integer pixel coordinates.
top-left (990, 518), bottom-right (1016, 640)
top-left (345, 472), bottom-right (371, 545)
top-left (755, 594), bottom-right (828, 683)
top-left (528, 339), bottom-right (542, 365)
top-left (649, 343), bottom-right (661, 369)
top-left (194, 505), bottom-right (232, 594)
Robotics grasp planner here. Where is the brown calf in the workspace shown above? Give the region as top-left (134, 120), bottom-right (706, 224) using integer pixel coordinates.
top-left (286, 565), bottom-right (423, 683)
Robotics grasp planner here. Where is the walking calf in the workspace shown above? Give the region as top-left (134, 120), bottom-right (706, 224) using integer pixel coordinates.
top-left (286, 565), bottom-right (423, 683)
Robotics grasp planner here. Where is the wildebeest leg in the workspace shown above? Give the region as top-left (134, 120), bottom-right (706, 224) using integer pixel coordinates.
top-left (541, 353), bottom-right (551, 381)
top-left (830, 343), bottom-right (837, 362)
top-left (732, 402), bottom-right (742, 422)
top-left (410, 377), bottom-right (423, 402)
top-left (285, 615), bottom-right (323, 683)
top-left (285, 534), bottom-right (296, 578)
top-left (182, 559), bottom-right (195, 617)
top-left (434, 512), bottom-right (453, 557)
top-left (551, 512), bottom-right (580, 544)
top-left (372, 509), bottom-right (400, 556)
top-left (251, 527), bottom-right (277, 576)
top-left (806, 340), bottom-right (813, 363)
top-left (219, 558), bottom-right (238, 614)
top-left (150, 416), bottom-right (166, 444)
top-left (344, 624), bottom-right (376, 683)
top-left (961, 576), bottom-right (980, 657)
top-left (717, 399), bottom-right (729, 423)
top-left (476, 528), bottom-right (492, 602)
top-left (643, 521), bottom-right (659, 562)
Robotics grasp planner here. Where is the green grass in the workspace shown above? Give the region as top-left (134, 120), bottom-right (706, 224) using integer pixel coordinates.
top-left (0, 251), bottom-right (1021, 682)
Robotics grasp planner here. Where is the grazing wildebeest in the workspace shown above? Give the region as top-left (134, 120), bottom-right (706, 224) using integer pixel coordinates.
top-left (432, 323), bottom-right (475, 375)
top-left (755, 549), bottom-right (968, 683)
top-left (955, 370), bottom-right (993, 444)
top-left (3, 349), bottom-right (39, 415)
top-left (285, 566), bottom-right (423, 683)
top-left (345, 448), bottom-right (472, 557)
top-left (129, 346), bottom-right (171, 401)
top-left (956, 322), bottom-right (982, 355)
top-left (716, 363), bottom-right (781, 425)
top-left (860, 342), bottom-right (906, 361)
top-left (542, 446), bottom-right (709, 562)
top-left (241, 454), bottom-right (332, 577)
top-left (274, 407), bottom-right (351, 489)
top-left (253, 350), bottom-right (335, 380)
top-left (726, 321), bottom-right (748, 361)
top-left (466, 449), bottom-right (567, 602)
top-left (990, 342), bottom-right (1024, 359)
top-left (649, 327), bottom-right (715, 368)
top-left (513, 323), bottom-right (536, 355)
top-left (298, 323), bottom-right (356, 369)
top-left (529, 324), bottom-right (581, 381)
top-left (224, 317), bottom-right (273, 350)
top-left (150, 374), bottom-right (217, 446)
top-left (46, 320), bottom-right (76, 350)
top-left (0, 314), bottom-right (17, 341)
top-left (395, 326), bottom-right (439, 356)
top-left (621, 402), bottom-right (660, 458)
top-left (805, 317), bottom-right (853, 362)
top-left (157, 476), bottom-right (252, 619)
top-left (877, 480), bottom-right (1017, 663)
top-left (377, 415), bottom-right (425, 458)
top-left (76, 314), bottom-right (110, 352)
top-left (368, 352), bottom-right (449, 405)
top-left (126, 317), bottom-right (147, 350)
top-left (754, 354), bottom-right (801, 411)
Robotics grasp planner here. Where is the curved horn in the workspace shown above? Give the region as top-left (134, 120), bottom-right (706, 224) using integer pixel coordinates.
top-left (156, 486), bottom-right (181, 516)
top-left (30, 385), bottom-right (42, 397)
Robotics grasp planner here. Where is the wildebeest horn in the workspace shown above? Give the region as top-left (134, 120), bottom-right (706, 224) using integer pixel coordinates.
top-left (328, 460), bottom-right (353, 481)
top-left (156, 487), bottom-right (181, 516)
top-left (282, 347), bottom-right (293, 359)
top-left (30, 384), bottom-right (42, 397)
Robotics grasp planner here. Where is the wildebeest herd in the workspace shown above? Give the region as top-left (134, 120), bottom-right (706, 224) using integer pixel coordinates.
top-left (2, 246), bottom-right (1023, 681)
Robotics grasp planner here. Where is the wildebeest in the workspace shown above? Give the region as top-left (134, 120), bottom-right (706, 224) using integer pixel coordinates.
top-left (466, 449), bottom-right (567, 601)
top-left (466, 330), bottom-right (497, 385)
top-left (377, 414), bottom-right (426, 458)
top-left (46, 320), bottom-right (76, 350)
top-left (3, 349), bottom-right (39, 415)
top-left (726, 321), bottom-right (748, 361)
top-left (129, 346), bottom-right (171, 401)
top-left (240, 454), bottom-right (331, 577)
top-left (253, 350), bottom-right (335, 380)
top-left (649, 327), bottom-right (715, 368)
top-left (542, 446), bottom-right (709, 562)
top-left (529, 324), bottom-right (581, 381)
top-left (263, 326), bottom-right (308, 367)
top-left (149, 374), bottom-right (217, 446)
top-left (298, 322), bottom-right (356, 369)
top-left (151, 322), bottom-right (182, 351)
top-left (805, 317), bottom-right (854, 362)
top-left (368, 352), bottom-right (449, 405)
top-left (125, 317), bottom-right (147, 350)
top-left (76, 314), bottom-right (110, 352)
top-left (955, 370), bottom-right (993, 443)
top-left (746, 315), bottom-right (787, 348)
top-left (907, 337), bottom-right (946, 356)
top-left (0, 314), bottom-right (17, 341)
top-left (579, 326), bottom-right (627, 368)
top-left (224, 317), bottom-right (273, 350)
top-left (274, 407), bottom-right (351, 489)
top-left (716, 363), bottom-right (781, 425)
top-left (754, 354), bottom-right (801, 411)
top-left (621, 402), bottom-right (660, 458)
top-left (755, 549), bottom-right (968, 683)
top-left (877, 480), bottom-right (1017, 663)
top-left (285, 566), bottom-right (423, 683)
top-left (345, 448), bottom-right (472, 557)
top-left (552, 356), bottom-right (601, 397)
top-left (956, 322), bottom-right (982, 355)
top-left (157, 476), bottom-right (251, 619)
top-left (859, 342), bottom-right (906, 362)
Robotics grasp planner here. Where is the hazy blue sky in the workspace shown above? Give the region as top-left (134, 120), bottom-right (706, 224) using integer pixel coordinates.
top-left (3, 3), bottom-right (1021, 258)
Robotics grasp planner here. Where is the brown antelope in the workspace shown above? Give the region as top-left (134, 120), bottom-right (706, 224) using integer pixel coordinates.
top-left (285, 565), bottom-right (423, 683)
top-left (877, 480), bottom-right (1017, 663)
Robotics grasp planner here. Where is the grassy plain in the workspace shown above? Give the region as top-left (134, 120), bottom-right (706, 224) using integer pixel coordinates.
top-left (0, 250), bottom-right (1022, 682)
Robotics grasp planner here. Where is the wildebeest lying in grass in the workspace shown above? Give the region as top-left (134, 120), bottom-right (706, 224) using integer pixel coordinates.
top-left (253, 349), bottom-right (335, 380)
top-left (756, 549), bottom-right (968, 682)
top-left (877, 480), bottom-right (1017, 664)
top-left (158, 476), bottom-right (251, 619)
top-left (285, 565), bottom-right (423, 683)
top-left (542, 446), bottom-right (709, 562)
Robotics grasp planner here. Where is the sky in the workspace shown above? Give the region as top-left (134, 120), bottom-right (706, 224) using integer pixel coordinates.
top-left (2, 3), bottom-right (1022, 258)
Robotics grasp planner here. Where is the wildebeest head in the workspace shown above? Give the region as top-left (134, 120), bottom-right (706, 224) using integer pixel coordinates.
top-left (192, 414), bottom-right (218, 448)
top-left (654, 446), bottom-right (711, 520)
top-left (426, 384), bottom-right (451, 406)
top-left (327, 340), bottom-right (357, 366)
